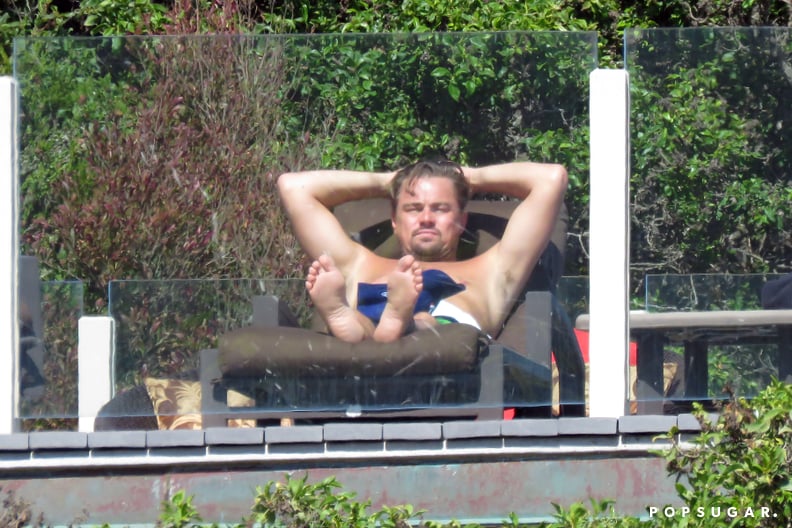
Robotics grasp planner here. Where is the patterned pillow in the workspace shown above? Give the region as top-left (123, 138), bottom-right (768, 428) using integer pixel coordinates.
top-left (144, 378), bottom-right (255, 430)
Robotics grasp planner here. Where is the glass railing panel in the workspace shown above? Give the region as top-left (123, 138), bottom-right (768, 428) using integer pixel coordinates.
top-left (557, 275), bottom-right (589, 323)
top-left (638, 273), bottom-right (788, 407)
top-left (625, 28), bottom-right (792, 412)
top-left (16, 32), bottom-right (597, 425)
top-left (555, 275), bottom-right (590, 414)
top-left (101, 276), bottom-right (594, 426)
top-left (18, 280), bottom-right (84, 426)
top-left (625, 27), bottom-right (791, 288)
top-left (103, 278), bottom-right (308, 428)
top-left (644, 273), bottom-right (782, 312)
top-left (107, 278), bottom-right (311, 389)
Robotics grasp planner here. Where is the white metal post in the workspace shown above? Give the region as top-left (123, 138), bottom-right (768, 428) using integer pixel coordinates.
top-left (588, 69), bottom-right (631, 418)
top-left (1, 77), bottom-right (20, 434)
top-left (78, 316), bottom-right (115, 432)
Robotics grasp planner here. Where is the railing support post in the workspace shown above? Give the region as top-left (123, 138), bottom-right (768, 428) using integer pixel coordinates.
top-left (78, 316), bottom-right (115, 432)
top-left (1, 76), bottom-right (20, 434)
top-left (588, 69), bottom-right (631, 417)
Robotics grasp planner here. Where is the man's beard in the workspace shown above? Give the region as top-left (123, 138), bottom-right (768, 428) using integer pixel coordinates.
top-left (409, 239), bottom-right (453, 261)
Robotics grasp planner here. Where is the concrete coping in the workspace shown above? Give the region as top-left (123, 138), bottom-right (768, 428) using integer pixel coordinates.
top-left (1, 415), bottom-right (709, 454)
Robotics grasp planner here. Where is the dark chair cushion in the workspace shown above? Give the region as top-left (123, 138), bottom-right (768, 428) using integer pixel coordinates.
top-left (762, 273), bottom-right (792, 309)
top-left (218, 324), bottom-right (489, 378)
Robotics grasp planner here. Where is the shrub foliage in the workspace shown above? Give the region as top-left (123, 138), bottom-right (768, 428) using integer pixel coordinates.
top-left (7, 0), bottom-right (791, 302)
top-left (658, 380), bottom-right (792, 527)
top-left (16, 26), bottom-right (596, 307)
top-left (24, 34), bottom-right (310, 305)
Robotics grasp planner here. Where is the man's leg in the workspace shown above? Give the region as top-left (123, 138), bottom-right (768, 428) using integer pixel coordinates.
top-left (306, 255), bottom-right (374, 342)
top-left (373, 255), bottom-right (423, 342)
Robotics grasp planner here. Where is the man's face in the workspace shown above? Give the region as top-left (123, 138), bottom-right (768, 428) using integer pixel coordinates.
top-left (391, 176), bottom-right (467, 261)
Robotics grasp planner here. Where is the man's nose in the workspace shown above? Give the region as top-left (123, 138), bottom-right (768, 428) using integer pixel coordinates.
top-left (419, 209), bottom-right (435, 224)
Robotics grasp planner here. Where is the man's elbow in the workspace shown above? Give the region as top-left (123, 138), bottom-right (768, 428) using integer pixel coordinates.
top-left (276, 172), bottom-right (299, 199)
top-left (548, 164), bottom-right (568, 194)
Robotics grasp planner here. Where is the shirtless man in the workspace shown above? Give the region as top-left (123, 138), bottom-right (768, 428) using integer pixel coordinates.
top-left (277, 159), bottom-right (567, 342)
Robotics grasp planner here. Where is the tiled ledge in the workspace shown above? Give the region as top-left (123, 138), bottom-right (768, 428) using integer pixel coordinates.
top-left (0, 414), bottom-right (716, 472)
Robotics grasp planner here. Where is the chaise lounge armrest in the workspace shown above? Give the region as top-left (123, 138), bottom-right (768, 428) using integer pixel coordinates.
top-left (200, 290), bottom-right (573, 425)
top-left (218, 323), bottom-right (490, 378)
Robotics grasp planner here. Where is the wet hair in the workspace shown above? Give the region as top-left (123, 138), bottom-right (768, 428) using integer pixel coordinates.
top-left (388, 159), bottom-right (470, 213)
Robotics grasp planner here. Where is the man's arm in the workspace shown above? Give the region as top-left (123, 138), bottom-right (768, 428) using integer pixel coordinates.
top-left (277, 169), bottom-right (393, 272)
top-left (465, 162), bottom-right (568, 319)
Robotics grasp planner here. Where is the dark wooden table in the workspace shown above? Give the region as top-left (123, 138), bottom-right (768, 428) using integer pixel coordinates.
top-left (576, 310), bottom-right (792, 413)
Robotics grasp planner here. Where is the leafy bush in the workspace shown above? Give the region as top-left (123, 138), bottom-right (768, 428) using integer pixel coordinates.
top-left (17, 28), bottom-right (595, 302)
top-left (249, 474), bottom-right (423, 528)
top-left (0, 486), bottom-right (87, 527)
top-left (22, 34), bottom-right (313, 308)
top-left (80, 0), bottom-right (169, 35)
top-left (260, 0), bottom-right (595, 34)
top-left (0, 0), bottom-right (171, 75)
top-left (627, 28), bottom-right (792, 289)
top-left (280, 30), bottom-right (594, 171)
top-left (157, 490), bottom-right (203, 528)
top-left (15, 37), bottom-right (139, 237)
top-left (657, 379), bottom-right (792, 527)
top-left (0, 487), bottom-right (44, 528)
top-left (539, 500), bottom-right (652, 527)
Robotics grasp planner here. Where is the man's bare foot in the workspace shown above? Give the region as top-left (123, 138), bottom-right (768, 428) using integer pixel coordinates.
top-left (373, 255), bottom-right (423, 342)
top-left (306, 255), bottom-right (372, 342)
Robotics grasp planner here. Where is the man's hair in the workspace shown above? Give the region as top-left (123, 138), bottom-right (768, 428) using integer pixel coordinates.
top-left (388, 159), bottom-right (470, 212)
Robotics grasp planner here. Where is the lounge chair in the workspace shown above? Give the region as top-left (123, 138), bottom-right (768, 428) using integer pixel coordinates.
top-left (199, 199), bottom-right (586, 426)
